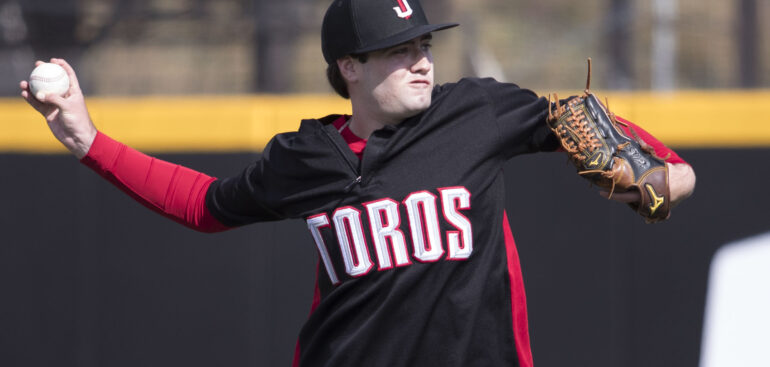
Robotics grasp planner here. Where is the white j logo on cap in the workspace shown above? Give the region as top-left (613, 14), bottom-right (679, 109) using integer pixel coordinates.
top-left (393, 0), bottom-right (413, 18)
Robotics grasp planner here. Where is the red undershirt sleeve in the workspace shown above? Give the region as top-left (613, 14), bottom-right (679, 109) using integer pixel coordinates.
top-left (79, 131), bottom-right (231, 233)
top-left (615, 116), bottom-right (688, 165)
top-left (553, 115), bottom-right (689, 166)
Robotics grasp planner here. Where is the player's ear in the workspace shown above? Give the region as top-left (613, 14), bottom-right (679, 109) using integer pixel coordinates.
top-left (337, 56), bottom-right (358, 84)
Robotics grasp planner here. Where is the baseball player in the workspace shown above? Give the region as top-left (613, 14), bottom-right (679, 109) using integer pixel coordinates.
top-left (20, 0), bottom-right (695, 366)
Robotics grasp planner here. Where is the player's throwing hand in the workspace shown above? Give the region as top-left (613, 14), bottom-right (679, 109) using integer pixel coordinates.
top-left (20, 58), bottom-right (97, 159)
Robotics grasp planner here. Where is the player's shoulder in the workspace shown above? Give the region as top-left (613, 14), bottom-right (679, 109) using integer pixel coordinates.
top-left (433, 77), bottom-right (530, 98)
top-left (266, 115), bottom-right (342, 154)
top-left (258, 115), bottom-right (350, 181)
top-left (271, 115), bottom-right (337, 139)
top-left (432, 77), bottom-right (538, 110)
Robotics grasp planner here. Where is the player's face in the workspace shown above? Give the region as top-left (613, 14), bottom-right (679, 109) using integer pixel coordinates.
top-left (358, 35), bottom-right (434, 122)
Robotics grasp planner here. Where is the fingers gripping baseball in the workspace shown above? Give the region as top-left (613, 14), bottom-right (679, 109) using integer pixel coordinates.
top-left (20, 58), bottom-right (97, 159)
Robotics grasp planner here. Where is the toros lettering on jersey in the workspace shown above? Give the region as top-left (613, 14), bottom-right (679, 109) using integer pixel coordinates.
top-left (307, 186), bottom-right (473, 285)
top-left (331, 206), bottom-right (374, 277)
top-left (363, 198), bottom-right (411, 271)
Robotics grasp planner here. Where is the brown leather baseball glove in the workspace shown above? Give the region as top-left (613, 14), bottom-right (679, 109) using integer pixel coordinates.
top-left (546, 59), bottom-right (671, 223)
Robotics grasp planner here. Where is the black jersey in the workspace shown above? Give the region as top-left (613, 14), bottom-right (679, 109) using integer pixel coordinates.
top-left (206, 77), bottom-right (558, 366)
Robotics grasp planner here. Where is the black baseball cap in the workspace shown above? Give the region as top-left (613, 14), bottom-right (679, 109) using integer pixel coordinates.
top-left (321, 0), bottom-right (459, 64)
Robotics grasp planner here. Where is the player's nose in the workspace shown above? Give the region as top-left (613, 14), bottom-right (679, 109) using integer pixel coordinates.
top-left (411, 50), bottom-right (432, 74)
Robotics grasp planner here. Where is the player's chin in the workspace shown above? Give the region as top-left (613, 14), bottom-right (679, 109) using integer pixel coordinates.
top-left (406, 92), bottom-right (432, 110)
top-left (402, 101), bottom-right (431, 118)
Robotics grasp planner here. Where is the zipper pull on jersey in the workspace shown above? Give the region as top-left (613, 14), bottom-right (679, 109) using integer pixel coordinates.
top-left (344, 176), bottom-right (362, 192)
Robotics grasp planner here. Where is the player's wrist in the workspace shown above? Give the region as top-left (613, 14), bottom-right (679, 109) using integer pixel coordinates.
top-left (667, 163), bottom-right (696, 208)
top-left (71, 126), bottom-right (98, 159)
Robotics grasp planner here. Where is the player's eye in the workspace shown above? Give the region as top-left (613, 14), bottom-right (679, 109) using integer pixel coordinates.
top-left (421, 43), bottom-right (433, 51)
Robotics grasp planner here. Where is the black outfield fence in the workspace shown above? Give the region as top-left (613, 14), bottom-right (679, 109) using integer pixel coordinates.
top-left (1, 148), bottom-right (767, 367)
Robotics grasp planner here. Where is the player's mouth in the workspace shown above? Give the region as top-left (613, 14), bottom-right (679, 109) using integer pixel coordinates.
top-left (409, 79), bottom-right (431, 88)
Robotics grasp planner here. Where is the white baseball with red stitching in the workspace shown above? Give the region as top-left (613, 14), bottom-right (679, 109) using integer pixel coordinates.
top-left (29, 63), bottom-right (70, 99)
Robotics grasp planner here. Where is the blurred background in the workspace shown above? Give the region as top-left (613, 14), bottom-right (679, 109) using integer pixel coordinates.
top-left (1, 1), bottom-right (769, 367)
top-left (0, 0), bottom-right (767, 96)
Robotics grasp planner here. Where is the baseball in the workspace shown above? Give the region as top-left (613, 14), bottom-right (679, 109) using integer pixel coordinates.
top-left (29, 62), bottom-right (70, 99)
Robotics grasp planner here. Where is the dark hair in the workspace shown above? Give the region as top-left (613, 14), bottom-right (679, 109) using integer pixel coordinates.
top-left (326, 53), bottom-right (369, 99)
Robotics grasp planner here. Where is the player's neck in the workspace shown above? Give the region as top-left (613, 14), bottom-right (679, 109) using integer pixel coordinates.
top-left (348, 108), bottom-right (400, 140)
top-left (347, 116), bottom-right (376, 140)
top-left (348, 99), bottom-right (403, 140)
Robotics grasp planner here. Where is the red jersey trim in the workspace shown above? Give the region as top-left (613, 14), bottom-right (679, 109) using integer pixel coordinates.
top-left (293, 257), bottom-right (323, 367)
top-left (502, 211), bottom-right (534, 367)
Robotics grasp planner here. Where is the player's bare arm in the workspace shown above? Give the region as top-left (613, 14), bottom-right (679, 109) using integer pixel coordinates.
top-left (601, 162), bottom-right (696, 208)
top-left (668, 162), bottom-right (696, 206)
top-left (19, 58), bottom-right (97, 159)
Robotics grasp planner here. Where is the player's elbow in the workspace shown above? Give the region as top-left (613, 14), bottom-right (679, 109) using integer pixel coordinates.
top-left (180, 214), bottom-right (233, 234)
